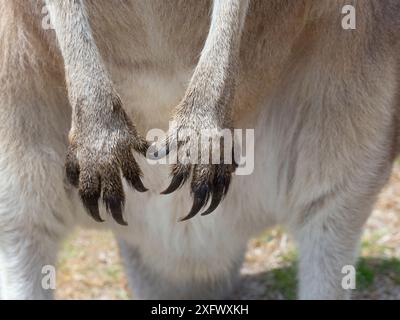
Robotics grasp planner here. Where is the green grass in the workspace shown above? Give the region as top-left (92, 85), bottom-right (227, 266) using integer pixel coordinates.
top-left (270, 265), bottom-right (298, 300)
top-left (356, 258), bottom-right (375, 290)
top-left (267, 250), bottom-right (298, 300)
top-left (264, 253), bottom-right (400, 299)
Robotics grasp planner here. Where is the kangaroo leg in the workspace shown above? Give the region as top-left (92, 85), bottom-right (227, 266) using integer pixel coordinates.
top-left (45, 0), bottom-right (149, 225)
top-left (153, 0), bottom-right (250, 220)
top-left (0, 2), bottom-right (74, 299)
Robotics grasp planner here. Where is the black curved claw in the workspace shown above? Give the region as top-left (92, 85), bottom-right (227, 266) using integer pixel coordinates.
top-left (80, 190), bottom-right (104, 223)
top-left (103, 195), bottom-right (128, 226)
top-left (122, 162), bottom-right (148, 193)
top-left (130, 177), bottom-right (148, 193)
top-left (79, 168), bottom-right (104, 222)
top-left (201, 176), bottom-right (225, 216)
top-left (180, 184), bottom-right (211, 221)
top-left (161, 166), bottom-right (191, 195)
top-left (102, 165), bottom-right (128, 226)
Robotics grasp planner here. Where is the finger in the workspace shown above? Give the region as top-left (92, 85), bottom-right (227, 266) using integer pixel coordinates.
top-left (232, 145), bottom-right (239, 170)
top-left (79, 165), bottom-right (103, 223)
top-left (201, 175), bottom-right (225, 216)
top-left (223, 167), bottom-right (233, 196)
top-left (65, 147), bottom-right (80, 188)
top-left (180, 184), bottom-right (210, 222)
top-left (104, 196), bottom-right (126, 226)
top-left (132, 134), bottom-right (150, 157)
top-left (120, 150), bottom-right (148, 192)
top-left (101, 164), bottom-right (127, 226)
top-left (161, 164), bottom-right (191, 195)
top-left (179, 166), bottom-right (213, 221)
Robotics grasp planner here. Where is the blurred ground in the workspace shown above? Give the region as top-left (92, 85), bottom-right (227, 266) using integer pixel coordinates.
top-left (56, 164), bottom-right (400, 300)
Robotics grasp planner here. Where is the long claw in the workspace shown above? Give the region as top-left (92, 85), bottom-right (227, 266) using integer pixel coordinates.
top-left (123, 165), bottom-right (148, 192)
top-left (80, 190), bottom-right (104, 223)
top-left (102, 165), bottom-right (128, 226)
top-left (120, 151), bottom-right (148, 193)
top-left (79, 169), bottom-right (104, 222)
top-left (180, 185), bottom-right (210, 221)
top-left (161, 168), bottom-right (190, 195)
top-left (201, 177), bottom-right (225, 216)
top-left (131, 177), bottom-right (148, 193)
top-left (103, 196), bottom-right (128, 226)
top-left (161, 175), bottom-right (185, 195)
top-left (223, 173), bottom-right (232, 196)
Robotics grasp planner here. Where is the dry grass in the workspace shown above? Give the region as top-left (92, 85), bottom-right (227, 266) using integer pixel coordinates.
top-left (56, 164), bottom-right (400, 300)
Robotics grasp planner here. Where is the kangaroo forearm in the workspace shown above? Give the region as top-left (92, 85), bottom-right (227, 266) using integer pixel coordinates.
top-left (45, 1), bottom-right (148, 226)
top-left (187, 0), bottom-right (249, 113)
top-left (160, 1), bottom-right (249, 219)
top-left (45, 0), bottom-right (113, 108)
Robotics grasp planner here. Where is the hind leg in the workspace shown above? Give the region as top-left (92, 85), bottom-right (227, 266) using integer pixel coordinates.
top-left (0, 17), bottom-right (75, 298)
top-left (263, 18), bottom-right (399, 299)
top-left (0, 96), bottom-right (74, 300)
top-left (291, 193), bottom-right (380, 300)
top-left (0, 221), bottom-right (63, 300)
top-left (0, 94), bottom-right (74, 300)
top-left (0, 137), bottom-right (75, 300)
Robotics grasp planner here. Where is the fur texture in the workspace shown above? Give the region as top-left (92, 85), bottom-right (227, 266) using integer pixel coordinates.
top-left (0, 0), bottom-right (399, 299)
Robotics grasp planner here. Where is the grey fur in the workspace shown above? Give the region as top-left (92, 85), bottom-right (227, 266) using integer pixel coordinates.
top-left (0, 0), bottom-right (399, 300)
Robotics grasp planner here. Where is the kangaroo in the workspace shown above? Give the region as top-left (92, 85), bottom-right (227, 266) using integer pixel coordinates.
top-left (0, 0), bottom-right (399, 299)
